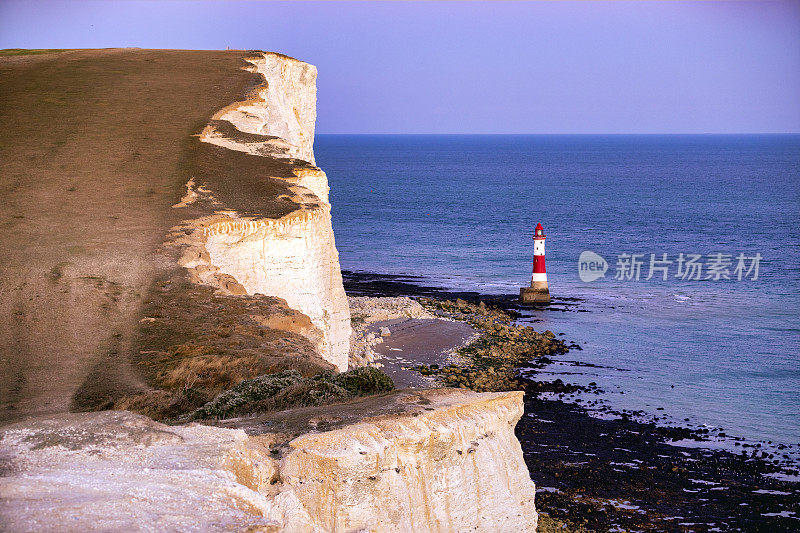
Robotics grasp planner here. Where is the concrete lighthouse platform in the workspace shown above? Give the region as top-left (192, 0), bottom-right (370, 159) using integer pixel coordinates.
top-left (520, 284), bottom-right (550, 304)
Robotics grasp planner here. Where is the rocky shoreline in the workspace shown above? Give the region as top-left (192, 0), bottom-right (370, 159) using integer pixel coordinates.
top-left (343, 270), bottom-right (800, 532)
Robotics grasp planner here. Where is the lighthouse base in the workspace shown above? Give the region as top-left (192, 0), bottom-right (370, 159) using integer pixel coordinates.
top-left (520, 284), bottom-right (550, 305)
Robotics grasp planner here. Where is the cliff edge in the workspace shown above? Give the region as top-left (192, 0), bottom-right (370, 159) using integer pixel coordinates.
top-left (0, 390), bottom-right (537, 532)
top-left (0, 49), bottom-right (350, 423)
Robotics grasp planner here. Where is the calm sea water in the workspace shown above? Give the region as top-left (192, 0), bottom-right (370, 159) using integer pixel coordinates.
top-left (316, 134), bottom-right (800, 447)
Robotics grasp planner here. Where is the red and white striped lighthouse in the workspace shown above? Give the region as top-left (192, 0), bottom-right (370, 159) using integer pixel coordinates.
top-left (520, 223), bottom-right (551, 304)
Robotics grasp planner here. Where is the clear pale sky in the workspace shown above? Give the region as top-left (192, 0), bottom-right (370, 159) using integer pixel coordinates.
top-left (1, 1), bottom-right (798, 134)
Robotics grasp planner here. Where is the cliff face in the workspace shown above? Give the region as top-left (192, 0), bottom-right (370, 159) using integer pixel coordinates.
top-left (263, 389), bottom-right (538, 532)
top-left (204, 53), bottom-right (318, 165)
top-left (184, 52), bottom-right (350, 371)
top-left (0, 390), bottom-right (538, 532)
top-left (202, 212), bottom-right (350, 371)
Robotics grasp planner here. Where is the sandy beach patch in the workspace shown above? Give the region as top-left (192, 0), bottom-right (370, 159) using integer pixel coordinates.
top-left (367, 317), bottom-right (476, 388)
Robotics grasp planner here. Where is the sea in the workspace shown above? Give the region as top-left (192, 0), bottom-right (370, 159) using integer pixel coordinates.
top-left (316, 134), bottom-right (800, 449)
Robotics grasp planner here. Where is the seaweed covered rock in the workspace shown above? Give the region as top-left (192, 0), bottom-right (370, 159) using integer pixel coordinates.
top-left (413, 298), bottom-right (572, 392)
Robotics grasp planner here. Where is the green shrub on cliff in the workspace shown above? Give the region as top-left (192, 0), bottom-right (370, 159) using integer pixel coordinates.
top-left (330, 366), bottom-right (395, 396)
top-left (190, 367), bottom-right (394, 420)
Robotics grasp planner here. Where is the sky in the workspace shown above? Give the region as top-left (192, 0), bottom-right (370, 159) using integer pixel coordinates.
top-left (1, 1), bottom-right (798, 134)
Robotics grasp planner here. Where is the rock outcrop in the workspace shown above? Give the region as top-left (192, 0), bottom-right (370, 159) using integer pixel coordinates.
top-left (349, 296), bottom-right (437, 323)
top-left (0, 389), bottom-right (538, 532)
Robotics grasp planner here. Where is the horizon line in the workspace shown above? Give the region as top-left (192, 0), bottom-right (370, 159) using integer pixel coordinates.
top-left (314, 132), bottom-right (800, 136)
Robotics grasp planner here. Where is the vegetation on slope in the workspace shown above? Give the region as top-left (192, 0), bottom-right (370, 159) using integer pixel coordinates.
top-left (189, 367), bottom-right (394, 420)
top-left (80, 275), bottom-right (393, 422)
top-left (0, 48), bottom-right (72, 56)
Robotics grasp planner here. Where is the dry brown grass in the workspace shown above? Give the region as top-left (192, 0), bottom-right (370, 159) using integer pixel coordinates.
top-left (167, 344), bottom-right (215, 359)
top-left (113, 390), bottom-right (181, 420)
top-left (93, 276), bottom-right (337, 420)
top-left (158, 354), bottom-right (265, 392)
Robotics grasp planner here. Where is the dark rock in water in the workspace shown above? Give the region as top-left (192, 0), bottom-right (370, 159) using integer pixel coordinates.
top-left (516, 395), bottom-right (800, 532)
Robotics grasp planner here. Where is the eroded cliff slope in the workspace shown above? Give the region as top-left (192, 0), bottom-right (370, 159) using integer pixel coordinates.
top-left (179, 52), bottom-right (351, 371)
top-left (0, 49), bottom-right (269, 422)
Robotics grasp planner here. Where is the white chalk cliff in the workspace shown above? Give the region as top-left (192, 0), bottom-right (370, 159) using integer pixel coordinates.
top-left (205, 53), bottom-right (318, 165)
top-left (186, 52), bottom-right (350, 371)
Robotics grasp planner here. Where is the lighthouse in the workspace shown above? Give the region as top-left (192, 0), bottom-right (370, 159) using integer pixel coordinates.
top-left (520, 223), bottom-right (551, 304)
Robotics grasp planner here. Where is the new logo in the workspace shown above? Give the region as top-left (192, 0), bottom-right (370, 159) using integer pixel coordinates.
top-left (579, 250), bottom-right (608, 282)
